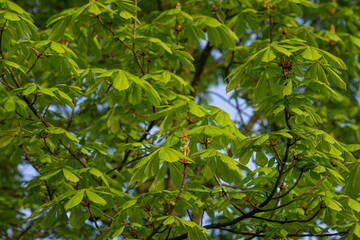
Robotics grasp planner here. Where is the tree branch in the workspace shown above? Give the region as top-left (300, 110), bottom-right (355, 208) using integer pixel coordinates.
top-left (251, 206), bottom-right (323, 224)
top-left (87, 204), bottom-right (103, 234)
top-left (61, 84), bottom-right (112, 128)
top-left (21, 145), bottom-right (53, 200)
top-left (97, 15), bottom-right (145, 75)
top-left (191, 42), bottom-right (212, 97)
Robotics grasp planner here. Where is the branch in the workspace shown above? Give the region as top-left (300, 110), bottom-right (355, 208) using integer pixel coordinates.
top-left (214, 174), bottom-right (245, 215)
top-left (146, 221), bottom-right (166, 240)
top-left (219, 228), bottom-right (346, 238)
top-left (260, 173), bottom-right (329, 212)
top-left (116, 120), bottom-right (156, 172)
top-left (21, 145), bottom-right (53, 200)
top-left (170, 163), bottom-right (187, 213)
top-left (61, 84), bottom-right (112, 127)
top-left (251, 206), bottom-right (323, 224)
top-left (272, 170), bottom-right (304, 200)
top-left (191, 42), bottom-right (212, 97)
top-left (0, 20), bottom-right (21, 88)
top-left (1, 75), bottom-right (15, 90)
top-left (97, 16), bottom-right (145, 75)
top-left (272, 145), bottom-right (283, 164)
top-left (87, 204), bottom-right (103, 234)
top-left (21, 47), bottom-right (48, 86)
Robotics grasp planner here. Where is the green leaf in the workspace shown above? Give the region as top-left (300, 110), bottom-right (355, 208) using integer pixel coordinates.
top-left (4, 97), bottom-right (16, 112)
top-left (348, 198), bottom-right (360, 212)
top-left (86, 190), bottom-right (107, 206)
top-left (255, 150), bottom-right (268, 167)
top-left (56, 90), bottom-right (74, 109)
top-left (355, 223), bottom-right (360, 238)
top-left (112, 225), bottom-right (125, 238)
top-left (118, 198), bottom-right (137, 212)
top-left (62, 168), bottom-right (79, 182)
top-left (272, 45), bottom-right (291, 56)
top-left (69, 206), bottom-right (85, 229)
top-left (261, 47), bottom-right (276, 62)
top-left (4, 12), bottom-right (20, 21)
top-left (325, 67), bottom-right (346, 90)
top-left (64, 190), bottom-right (85, 210)
top-left (113, 71), bottom-right (130, 91)
top-left (283, 79), bottom-right (292, 96)
top-left (51, 42), bottom-right (65, 53)
top-left (323, 197), bottom-right (342, 211)
top-left (301, 47), bottom-right (321, 60)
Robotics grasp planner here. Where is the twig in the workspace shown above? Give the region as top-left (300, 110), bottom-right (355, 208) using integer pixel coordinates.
top-left (260, 173), bottom-right (329, 212)
top-left (269, 179), bottom-right (284, 219)
top-left (21, 47), bottom-right (48, 86)
top-left (0, 20), bottom-right (21, 88)
top-left (87, 204), bottom-right (103, 234)
top-left (61, 84), bottom-right (111, 128)
top-left (97, 16), bottom-right (145, 75)
top-left (214, 174), bottom-right (245, 215)
top-left (170, 163), bottom-right (187, 213)
top-left (273, 170), bottom-right (304, 200)
top-left (251, 206), bottom-right (323, 224)
top-left (21, 145), bottom-right (53, 200)
top-left (218, 228), bottom-right (346, 238)
top-left (272, 145), bottom-right (283, 164)
top-left (0, 75), bottom-right (15, 89)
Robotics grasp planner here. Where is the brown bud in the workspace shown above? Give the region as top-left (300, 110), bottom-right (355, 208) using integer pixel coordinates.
top-left (175, 25), bottom-right (183, 32)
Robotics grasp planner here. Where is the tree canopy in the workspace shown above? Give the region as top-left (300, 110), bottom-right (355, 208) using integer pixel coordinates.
top-left (1, 0), bottom-right (360, 239)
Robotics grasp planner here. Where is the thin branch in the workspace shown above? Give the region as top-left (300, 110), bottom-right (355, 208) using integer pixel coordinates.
top-left (0, 20), bottom-right (21, 88)
top-left (169, 163), bottom-right (187, 214)
top-left (97, 16), bottom-right (145, 75)
top-left (272, 145), bottom-right (283, 164)
top-left (61, 84), bottom-right (111, 128)
top-left (251, 206), bottom-right (323, 224)
top-left (117, 120), bottom-right (156, 172)
top-left (269, 179), bottom-right (284, 219)
top-left (16, 224), bottom-right (32, 239)
top-left (260, 173), bottom-right (329, 212)
top-left (1, 75), bottom-right (15, 90)
top-left (214, 174), bottom-right (245, 215)
top-left (21, 145), bottom-right (53, 200)
top-left (219, 228), bottom-right (346, 238)
top-left (191, 42), bottom-right (213, 97)
top-left (21, 47), bottom-right (48, 86)
top-left (273, 170), bottom-right (304, 200)
top-left (146, 221), bottom-right (166, 240)
top-left (87, 204), bottom-right (103, 234)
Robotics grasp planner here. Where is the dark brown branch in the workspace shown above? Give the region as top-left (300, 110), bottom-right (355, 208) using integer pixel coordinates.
top-left (61, 84), bottom-right (112, 127)
top-left (146, 221), bottom-right (166, 240)
top-left (219, 228), bottom-right (346, 238)
top-left (272, 145), bottom-right (283, 164)
top-left (97, 16), bottom-right (145, 75)
top-left (214, 174), bottom-right (245, 215)
top-left (242, 113), bottom-right (261, 134)
top-left (251, 206), bottom-right (322, 224)
top-left (170, 163), bottom-right (187, 213)
top-left (0, 20), bottom-right (21, 88)
top-left (191, 42), bottom-right (212, 97)
top-left (21, 145), bottom-right (53, 200)
top-left (273, 170), bottom-right (304, 200)
top-left (87, 204), bottom-right (103, 234)
top-left (260, 173), bottom-right (329, 212)
top-left (21, 47), bottom-right (48, 86)
top-left (1, 75), bottom-right (15, 90)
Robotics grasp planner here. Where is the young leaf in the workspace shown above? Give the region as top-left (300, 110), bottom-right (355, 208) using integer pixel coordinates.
top-left (65, 190), bottom-right (85, 210)
top-left (86, 190), bottom-right (107, 206)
